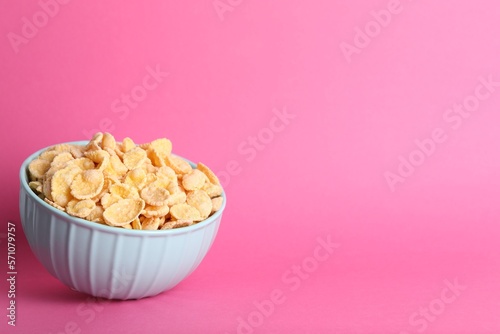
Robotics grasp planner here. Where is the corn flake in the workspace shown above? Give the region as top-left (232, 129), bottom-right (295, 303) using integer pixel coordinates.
top-left (140, 184), bottom-right (170, 206)
top-left (170, 203), bottom-right (201, 221)
top-left (122, 147), bottom-right (147, 170)
top-left (70, 169), bottom-right (105, 200)
top-left (103, 198), bottom-right (145, 227)
top-left (27, 132), bottom-right (224, 231)
top-left (66, 199), bottom-right (96, 219)
top-left (186, 190), bottom-right (212, 220)
top-left (197, 162), bottom-right (220, 185)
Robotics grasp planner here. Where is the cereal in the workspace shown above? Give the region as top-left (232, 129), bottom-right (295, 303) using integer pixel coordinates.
top-left (103, 198), bottom-right (145, 226)
top-left (186, 190), bottom-right (212, 220)
top-left (44, 198), bottom-right (65, 211)
top-left (147, 138), bottom-right (172, 167)
top-left (29, 181), bottom-right (43, 193)
top-left (121, 137), bottom-right (135, 153)
top-left (85, 150), bottom-right (110, 171)
top-left (142, 216), bottom-right (164, 230)
top-left (70, 169), bottom-right (105, 200)
top-left (86, 132), bottom-right (103, 151)
top-left (51, 152), bottom-right (74, 166)
top-left (124, 168), bottom-right (147, 189)
top-left (51, 166), bottom-right (80, 207)
top-left (123, 147), bottom-right (147, 170)
top-left (28, 158), bottom-right (51, 180)
top-left (131, 218), bottom-right (142, 230)
top-left (211, 196), bottom-right (223, 213)
top-left (202, 182), bottom-right (223, 198)
top-left (166, 190), bottom-right (187, 207)
top-left (100, 193), bottom-right (122, 209)
top-left (67, 157), bottom-right (95, 170)
top-left (160, 220), bottom-right (193, 230)
top-left (196, 162), bottom-right (220, 185)
top-left (105, 155), bottom-right (128, 177)
top-left (42, 177), bottom-right (53, 201)
top-left (87, 204), bottom-right (104, 222)
top-left (140, 184), bottom-right (170, 206)
top-left (170, 203), bottom-right (201, 221)
top-left (157, 166), bottom-right (176, 180)
top-left (142, 204), bottom-right (170, 218)
top-left (165, 155), bottom-right (192, 175)
top-left (66, 199), bottom-right (96, 219)
top-left (91, 179), bottom-right (112, 202)
top-left (39, 150), bottom-right (60, 162)
top-left (70, 145), bottom-right (85, 158)
top-left (27, 133), bottom-right (224, 230)
top-left (110, 183), bottom-right (139, 199)
top-left (102, 132), bottom-right (116, 150)
top-left (50, 144), bottom-right (73, 153)
top-left (182, 169), bottom-right (207, 191)
top-left (150, 138), bottom-right (172, 156)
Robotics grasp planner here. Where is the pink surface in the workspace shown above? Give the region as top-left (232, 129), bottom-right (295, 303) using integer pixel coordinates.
top-left (1, 0), bottom-right (500, 333)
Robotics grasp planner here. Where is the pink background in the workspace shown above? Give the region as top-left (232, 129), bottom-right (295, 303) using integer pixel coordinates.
top-left (1, 0), bottom-right (500, 333)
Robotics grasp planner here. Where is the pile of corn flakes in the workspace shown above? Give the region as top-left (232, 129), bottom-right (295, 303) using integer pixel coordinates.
top-left (27, 132), bottom-right (223, 230)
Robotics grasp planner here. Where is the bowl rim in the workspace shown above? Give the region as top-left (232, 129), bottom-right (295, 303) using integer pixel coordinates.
top-left (20, 141), bottom-right (226, 236)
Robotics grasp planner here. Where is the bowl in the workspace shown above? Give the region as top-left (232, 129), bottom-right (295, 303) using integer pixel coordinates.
top-left (19, 141), bottom-right (226, 300)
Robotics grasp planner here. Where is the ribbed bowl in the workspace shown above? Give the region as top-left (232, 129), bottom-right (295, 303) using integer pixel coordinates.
top-left (19, 142), bottom-right (225, 300)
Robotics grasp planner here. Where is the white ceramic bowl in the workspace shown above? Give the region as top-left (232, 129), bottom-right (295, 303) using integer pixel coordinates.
top-left (19, 141), bottom-right (225, 300)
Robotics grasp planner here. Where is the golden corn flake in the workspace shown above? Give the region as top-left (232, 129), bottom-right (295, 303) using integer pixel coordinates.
top-left (197, 162), bottom-right (220, 185)
top-left (186, 190), bottom-right (212, 219)
top-left (66, 199), bottom-right (96, 219)
top-left (42, 177), bottom-right (53, 201)
top-left (29, 181), bottom-right (43, 193)
top-left (160, 219), bottom-right (193, 230)
top-left (109, 183), bottom-right (139, 199)
top-left (50, 144), bottom-right (73, 153)
top-left (85, 132), bottom-right (103, 151)
top-left (102, 132), bottom-right (116, 150)
top-left (157, 166), bottom-right (176, 181)
top-left (165, 155), bottom-right (192, 175)
top-left (141, 204), bottom-right (170, 218)
top-left (27, 132), bottom-right (224, 230)
top-left (100, 193), bottom-right (122, 209)
top-left (70, 145), bottom-right (85, 158)
top-left (142, 216), bottom-right (164, 230)
top-left (91, 178), bottom-right (112, 202)
top-left (51, 152), bottom-right (74, 166)
top-left (103, 198), bottom-right (145, 227)
top-left (87, 204), bottom-right (104, 223)
top-left (51, 166), bottom-right (80, 207)
top-left (70, 169), bottom-right (105, 200)
top-left (152, 174), bottom-right (170, 189)
top-left (122, 147), bottom-right (147, 170)
top-left (39, 150), bottom-right (60, 162)
top-left (67, 157), bottom-right (95, 170)
top-left (121, 137), bottom-right (136, 153)
top-left (28, 158), bottom-right (51, 180)
top-left (105, 154), bottom-right (128, 177)
top-left (170, 203), bottom-right (201, 221)
top-left (166, 190), bottom-right (187, 207)
top-left (44, 198), bottom-right (65, 211)
top-left (202, 182), bottom-right (223, 198)
top-left (182, 169), bottom-right (207, 191)
top-left (131, 217), bottom-right (142, 230)
top-left (85, 150), bottom-right (110, 171)
top-left (140, 184), bottom-right (170, 206)
top-left (124, 168), bottom-right (147, 189)
top-left (150, 138), bottom-right (172, 156)
top-left (211, 196), bottom-right (223, 213)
